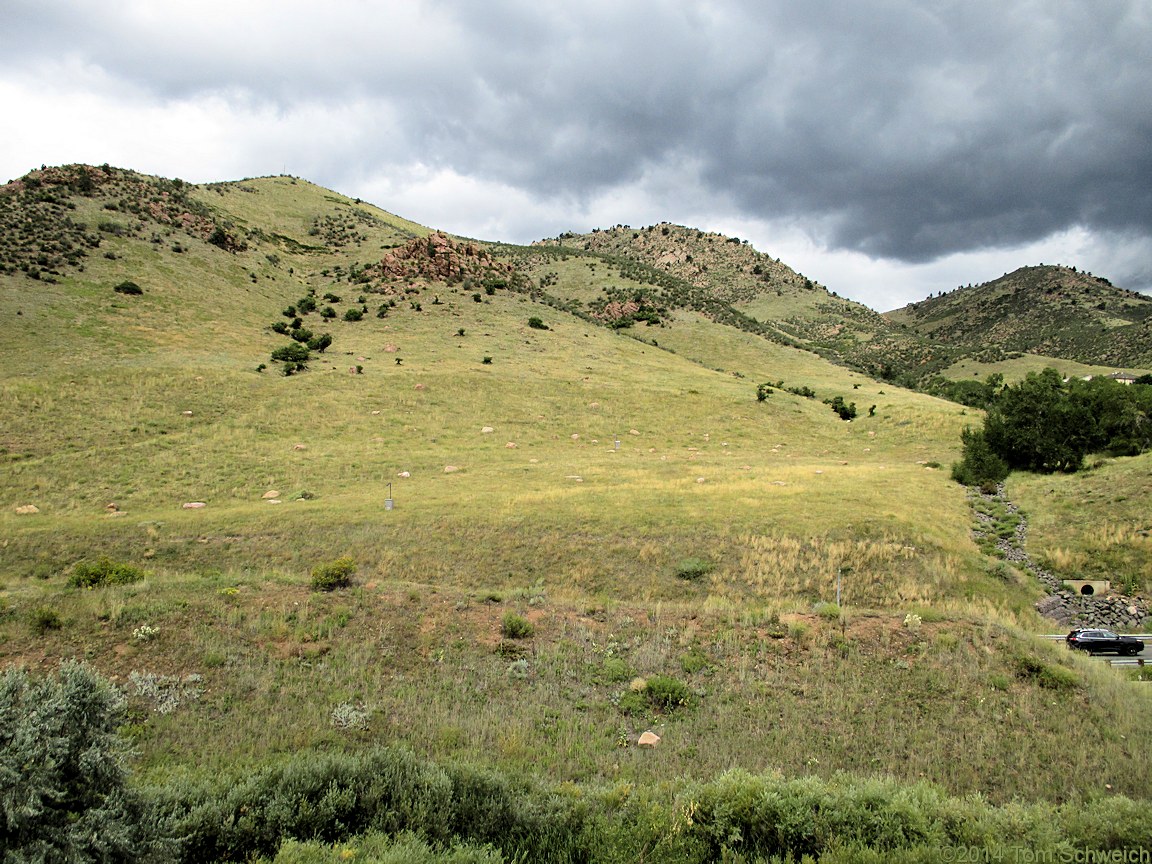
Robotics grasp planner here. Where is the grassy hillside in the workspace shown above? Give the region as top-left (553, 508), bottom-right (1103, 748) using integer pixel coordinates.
top-left (3, 166), bottom-right (1152, 850)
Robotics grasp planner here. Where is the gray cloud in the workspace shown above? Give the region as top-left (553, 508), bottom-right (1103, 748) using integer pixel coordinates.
top-left (2, 0), bottom-right (1150, 301)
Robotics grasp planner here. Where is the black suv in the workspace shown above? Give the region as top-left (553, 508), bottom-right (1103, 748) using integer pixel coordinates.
top-left (1065, 628), bottom-right (1144, 656)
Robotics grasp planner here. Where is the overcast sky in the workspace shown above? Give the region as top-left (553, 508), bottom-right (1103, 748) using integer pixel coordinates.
top-left (2, 0), bottom-right (1150, 311)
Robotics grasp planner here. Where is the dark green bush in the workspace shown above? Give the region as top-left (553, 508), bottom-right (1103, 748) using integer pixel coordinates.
top-left (320, 305), bottom-right (337, 319)
top-left (675, 558), bottom-right (713, 581)
top-left (113, 280), bottom-right (143, 295)
top-left (826, 396), bottom-right (858, 421)
top-left (644, 674), bottom-right (692, 711)
top-left (271, 343), bottom-right (311, 366)
top-left (307, 333), bottom-right (333, 353)
top-left (311, 557), bottom-right (356, 592)
top-left (343, 307), bottom-right (364, 322)
top-left (68, 557), bottom-right (145, 588)
top-left (528, 316), bottom-right (549, 330)
top-left (501, 612), bottom-right (534, 639)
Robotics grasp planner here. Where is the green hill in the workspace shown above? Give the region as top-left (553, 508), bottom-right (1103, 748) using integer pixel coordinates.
top-left (2, 165), bottom-right (1151, 860)
top-left (886, 264), bottom-right (1152, 371)
top-left (531, 223), bottom-right (954, 383)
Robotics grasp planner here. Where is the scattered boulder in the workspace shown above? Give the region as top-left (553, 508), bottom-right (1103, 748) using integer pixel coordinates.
top-left (293, 443), bottom-right (307, 451)
top-left (444, 465), bottom-right (460, 474)
top-left (15, 504), bottom-right (39, 515)
top-left (695, 477), bottom-right (707, 484)
top-left (481, 426), bottom-right (494, 434)
top-left (629, 429), bottom-right (640, 436)
top-left (397, 471), bottom-right (411, 478)
top-left (571, 433), bottom-right (580, 440)
top-left (262, 490), bottom-right (280, 499)
top-left (182, 502), bottom-right (206, 510)
top-left (505, 442), bottom-right (517, 449)
top-left (181, 410), bottom-right (193, 417)
top-left (414, 383), bottom-right (426, 391)
top-left (638, 731), bottom-right (661, 748)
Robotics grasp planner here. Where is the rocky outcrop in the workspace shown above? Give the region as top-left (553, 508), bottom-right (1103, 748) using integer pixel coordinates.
top-left (368, 232), bottom-right (513, 285)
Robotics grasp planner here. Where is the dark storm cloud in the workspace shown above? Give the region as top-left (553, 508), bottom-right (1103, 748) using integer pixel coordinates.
top-left (3, 0), bottom-right (1150, 269)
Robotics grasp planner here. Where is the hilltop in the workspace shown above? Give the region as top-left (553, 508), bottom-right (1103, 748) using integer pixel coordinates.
top-left (886, 264), bottom-right (1152, 370)
top-left (531, 224), bottom-right (949, 383)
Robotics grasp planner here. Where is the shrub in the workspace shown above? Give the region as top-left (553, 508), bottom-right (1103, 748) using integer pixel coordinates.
top-left (113, 280), bottom-right (143, 295)
top-left (644, 674), bottom-right (692, 711)
top-left (951, 427), bottom-right (1009, 488)
top-left (306, 333), bottom-right (333, 353)
top-left (310, 557), bottom-right (356, 592)
top-left (31, 606), bottom-right (63, 634)
top-left (1014, 654), bottom-right (1079, 691)
top-left (482, 356), bottom-right (493, 365)
top-left (271, 342), bottom-right (311, 373)
top-left (501, 612), bottom-right (534, 639)
top-left (756, 383), bottom-right (773, 402)
top-left (826, 396), bottom-right (857, 420)
top-left (527, 316), bottom-right (549, 330)
top-left (675, 557), bottom-right (713, 581)
top-left (68, 557), bottom-right (144, 588)
top-left (0, 662), bottom-right (160, 860)
top-left (343, 307), bottom-right (364, 322)
top-left (320, 305), bottom-right (337, 319)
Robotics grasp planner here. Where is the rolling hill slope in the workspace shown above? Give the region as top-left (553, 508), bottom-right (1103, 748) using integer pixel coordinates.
top-left (2, 164), bottom-right (1152, 825)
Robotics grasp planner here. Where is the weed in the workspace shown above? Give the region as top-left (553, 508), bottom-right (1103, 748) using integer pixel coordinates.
top-left (330, 701), bottom-right (372, 730)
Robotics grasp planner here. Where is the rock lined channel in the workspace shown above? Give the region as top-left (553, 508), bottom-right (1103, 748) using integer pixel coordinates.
top-left (971, 486), bottom-right (1151, 631)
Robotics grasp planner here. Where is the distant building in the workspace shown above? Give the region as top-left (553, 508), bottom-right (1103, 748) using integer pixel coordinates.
top-left (1106, 371), bottom-right (1137, 385)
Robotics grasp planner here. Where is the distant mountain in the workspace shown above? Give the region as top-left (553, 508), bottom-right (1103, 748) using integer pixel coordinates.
top-left (885, 265), bottom-right (1152, 369)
